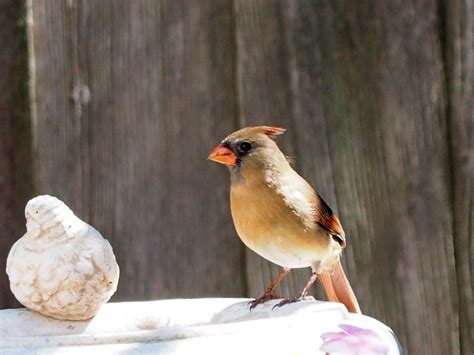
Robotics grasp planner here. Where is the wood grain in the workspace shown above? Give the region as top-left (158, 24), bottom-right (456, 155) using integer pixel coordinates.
top-left (306, 3), bottom-right (457, 353)
top-left (233, 0), bottom-right (316, 301)
top-left (0, 0), bottom-right (34, 308)
top-left (235, 1), bottom-right (459, 354)
top-left (446, 0), bottom-right (474, 353)
top-left (29, 0), bottom-right (243, 300)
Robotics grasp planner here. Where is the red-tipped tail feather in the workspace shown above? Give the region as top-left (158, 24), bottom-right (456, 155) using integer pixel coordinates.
top-left (319, 260), bottom-right (362, 314)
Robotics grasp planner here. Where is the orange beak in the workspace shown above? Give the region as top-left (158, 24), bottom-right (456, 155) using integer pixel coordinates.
top-left (208, 144), bottom-right (237, 166)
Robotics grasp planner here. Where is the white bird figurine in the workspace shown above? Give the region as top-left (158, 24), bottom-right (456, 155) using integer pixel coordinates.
top-left (6, 195), bottom-right (120, 320)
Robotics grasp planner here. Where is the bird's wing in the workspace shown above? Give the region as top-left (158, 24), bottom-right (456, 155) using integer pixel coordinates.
top-left (315, 194), bottom-right (346, 247)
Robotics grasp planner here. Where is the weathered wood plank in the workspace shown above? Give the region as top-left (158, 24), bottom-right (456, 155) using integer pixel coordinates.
top-left (233, 0), bottom-right (316, 301)
top-left (0, 0), bottom-right (34, 309)
top-left (446, 0), bottom-right (474, 353)
top-left (289, 2), bottom-right (459, 353)
top-left (235, 1), bottom-right (458, 354)
top-left (29, 0), bottom-right (243, 300)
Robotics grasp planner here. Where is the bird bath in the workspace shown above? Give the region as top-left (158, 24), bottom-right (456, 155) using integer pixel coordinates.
top-left (0, 298), bottom-right (401, 354)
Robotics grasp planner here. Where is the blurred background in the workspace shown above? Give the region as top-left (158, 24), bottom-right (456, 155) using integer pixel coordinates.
top-left (0, 1), bottom-right (472, 354)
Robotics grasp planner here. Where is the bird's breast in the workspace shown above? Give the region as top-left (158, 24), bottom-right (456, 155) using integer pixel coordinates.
top-left (230, 181), bottom-right (340, 271)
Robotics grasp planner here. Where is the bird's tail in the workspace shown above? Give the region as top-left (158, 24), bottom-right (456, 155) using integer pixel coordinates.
top-left (319, 259), bottom-right (362, 314)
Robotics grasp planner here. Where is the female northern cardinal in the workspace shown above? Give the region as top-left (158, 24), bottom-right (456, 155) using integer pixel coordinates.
top-left (208, 126), bottom-right (361, 314)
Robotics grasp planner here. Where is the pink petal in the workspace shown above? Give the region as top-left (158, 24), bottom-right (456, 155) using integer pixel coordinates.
top-left (339, 324), bottom-right (378, 337)
top-left (321, 331), bottom-right (346, 341)
top-left (320, 324), bottom-right (391, 354)
top-left (319, 339), bottom-right (356, 353)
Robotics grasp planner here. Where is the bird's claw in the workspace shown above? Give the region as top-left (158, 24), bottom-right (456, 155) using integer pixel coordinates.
top-left (272, 297), bottom-right (301, 309)
top-left (272, 295), bottom-right (314, 310)
top-left (248, 291), bottom-right (280, 310)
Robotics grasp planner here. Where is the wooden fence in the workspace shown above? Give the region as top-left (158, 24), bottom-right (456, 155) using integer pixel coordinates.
top-left (0, 1), bottom-right (472, 354)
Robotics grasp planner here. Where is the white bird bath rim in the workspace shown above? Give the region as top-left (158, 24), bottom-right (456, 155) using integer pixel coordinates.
top-left (0, 298), bottom-right (401, 354)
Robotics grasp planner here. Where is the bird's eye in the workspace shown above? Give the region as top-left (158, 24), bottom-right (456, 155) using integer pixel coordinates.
top-left (238, 142), bottom-right (253, 153)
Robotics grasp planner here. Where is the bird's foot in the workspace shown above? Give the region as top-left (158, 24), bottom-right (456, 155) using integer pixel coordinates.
top-left (272, 295), bottom-right (314, 309)
top-left (249, 291), bottom-right (280, 310)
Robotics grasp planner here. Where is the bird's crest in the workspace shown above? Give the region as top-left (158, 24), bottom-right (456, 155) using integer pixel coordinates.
top-left (263, 126), bottom-right (286, 139)
top-left (223, 125), bottom-right (287, 143)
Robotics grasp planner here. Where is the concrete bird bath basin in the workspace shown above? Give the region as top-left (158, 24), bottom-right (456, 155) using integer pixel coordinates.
top-left (0, 298), bottom-right (401, 354)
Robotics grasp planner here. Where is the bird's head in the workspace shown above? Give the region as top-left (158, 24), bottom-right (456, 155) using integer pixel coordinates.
top-left (24, 195), bottom-right (75, 239)
top-left (208, 126), bottom-right (288, 177)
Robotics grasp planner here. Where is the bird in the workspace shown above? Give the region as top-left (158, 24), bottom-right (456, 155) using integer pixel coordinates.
top-left (6, 195), bottom-right (120, 320)
top-left (208, 126), bottom-right (361, 313)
